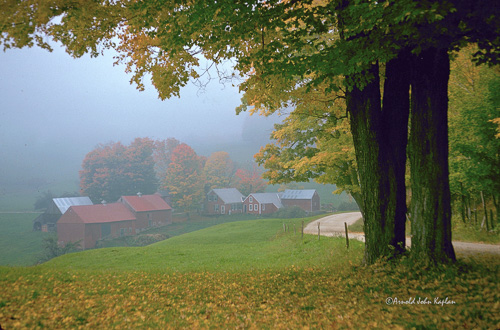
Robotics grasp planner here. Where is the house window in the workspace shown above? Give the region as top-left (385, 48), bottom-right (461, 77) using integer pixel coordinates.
top-left (214, 204), bottom-right (219, 212)
top-left (249, 196), bottom-right (253, 203)
top-left (249, 204), bottom-right (253, 211)
top-left (254, 204), bottom-right (259, 212)
top-left (262, 204), bottom-right (265, 211)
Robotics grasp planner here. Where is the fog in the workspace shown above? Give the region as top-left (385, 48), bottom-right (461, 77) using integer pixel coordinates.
top-left (0, 45), bottom-right (280, 194)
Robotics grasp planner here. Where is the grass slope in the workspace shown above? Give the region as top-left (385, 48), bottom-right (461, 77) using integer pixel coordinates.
top-left (0, 213), bottom-right (49, 266)
top-left (41, 217), bottom-right (362, 272)
top-left (0, 216), bottom-right (498, 328)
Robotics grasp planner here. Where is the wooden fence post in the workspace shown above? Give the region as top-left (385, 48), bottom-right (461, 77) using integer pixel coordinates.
top-left (318, 222), bottom-right (320, 240)
top-left (301, 220), bottom-right (304, 239)
top-left (344, 222), bottom-right (349, 249)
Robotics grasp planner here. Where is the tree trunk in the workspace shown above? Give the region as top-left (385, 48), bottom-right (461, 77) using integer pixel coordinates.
top-left (347, 62), bottom-right (407, 264)
top-left (480, 191), bottom-right (488, 230)
top-left (409, 47), bottom-right (456, 263)
top-left (381, 49), bottom-right (411, 254)
top-left (460, 183), bottom-right (466, 223)
top-left (492, 194), bottom-right (499, 227)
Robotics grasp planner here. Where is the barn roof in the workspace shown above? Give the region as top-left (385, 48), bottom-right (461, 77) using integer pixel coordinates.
top-left (280, 189), bottom-right (317, 200)
top-left (211, 188), bottom-right (244, 204)
top-left (247, 193), bottom-right (283, 208)
top-left (59, 203), bottom-right (136, 224)
top-left (120, 194), bottom-right (172, 212)
top-left (52, 197), bottom-right (93, 214)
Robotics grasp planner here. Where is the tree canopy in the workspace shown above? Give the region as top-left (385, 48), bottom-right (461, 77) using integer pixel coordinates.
top-left (80, 138), bottom-right (157, 203)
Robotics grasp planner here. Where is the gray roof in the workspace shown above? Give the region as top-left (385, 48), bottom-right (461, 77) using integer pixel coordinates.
top-left (211, 188), bottom-right (244, 204)
top-left (53, 197), bottom-right (93, 214)
top-left (248, 193), bottom-right (283, 208)
top-left (280, 189), bottom-right (317, 200)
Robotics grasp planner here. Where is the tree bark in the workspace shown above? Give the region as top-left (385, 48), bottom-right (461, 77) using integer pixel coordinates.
top-left (381, 49), bottom-right (411, 254)
top-left (409, 47), bottom-right (456, 263)
top-left (347, 61), bottom-right (407, 264)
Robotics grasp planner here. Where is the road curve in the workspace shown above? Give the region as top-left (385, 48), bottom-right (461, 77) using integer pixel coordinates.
top-left (305, 212), bottom-right (500, 256)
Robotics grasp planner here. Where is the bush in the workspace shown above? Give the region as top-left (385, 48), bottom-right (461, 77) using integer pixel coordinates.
top-left (273, 206), bottom-right (307, 219)
top-left (38, 235), bottom-right (81, 263)
top-left (126, 233), bottom-right (169, 246)
top-left (336, 201), bottom-right (360, 212)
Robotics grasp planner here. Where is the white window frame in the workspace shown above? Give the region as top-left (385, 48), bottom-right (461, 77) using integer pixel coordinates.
top-left (249, 204), bottom-right (253, 211)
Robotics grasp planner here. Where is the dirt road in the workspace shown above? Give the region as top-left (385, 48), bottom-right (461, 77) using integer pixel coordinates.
top-left (305, 212), bottom-right (500, 256)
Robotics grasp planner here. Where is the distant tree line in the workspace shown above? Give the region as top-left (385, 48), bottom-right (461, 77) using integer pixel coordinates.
top-left (79, 138), bottom-right (266, 211)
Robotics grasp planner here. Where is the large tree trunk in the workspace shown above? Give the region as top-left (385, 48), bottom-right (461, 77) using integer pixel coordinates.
top-left (347, 62), bottom-right (406, 264)
top-left (381, 49), bottom-right (411, 254)
top-left (409, 47), bottom-right (456, 263)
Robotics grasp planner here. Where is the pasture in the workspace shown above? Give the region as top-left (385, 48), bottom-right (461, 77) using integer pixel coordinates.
top-left (0, 216), bottom-right (498, 328)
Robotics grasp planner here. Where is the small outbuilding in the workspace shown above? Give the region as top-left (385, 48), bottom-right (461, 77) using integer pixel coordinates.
top-left (280, 189), bottom-right (320, 213)
top-left (205, 188), bottom-right (245, 215)
top-left (57, 203), bottom-right (136, 249)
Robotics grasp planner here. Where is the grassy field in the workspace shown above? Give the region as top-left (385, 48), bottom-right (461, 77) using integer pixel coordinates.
top-left (0, 213), bottom-right (50, 266)
top-left (0, 215), bottom-right (498, 328)
top-left (41, 216), bottom-right (357, 272)
top-left (97, 214), bottom-right (261, 248)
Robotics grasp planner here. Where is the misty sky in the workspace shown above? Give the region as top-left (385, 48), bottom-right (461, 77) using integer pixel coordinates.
top-left (0, 44), bottom-right (279, 188)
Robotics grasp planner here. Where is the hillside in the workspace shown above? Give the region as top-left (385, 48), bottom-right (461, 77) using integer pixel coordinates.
top-left (40, 216), bottom-right (361, 272)
top-left (0, 217), bottom-right (498, 328)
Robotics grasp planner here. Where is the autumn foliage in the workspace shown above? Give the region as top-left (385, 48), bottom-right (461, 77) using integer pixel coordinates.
top-left (161, 144), bottom-right (205, 211)
top-left (234, 165), bottom-right (266, 197)
top-left (80, 138), bottom-right (157, 203)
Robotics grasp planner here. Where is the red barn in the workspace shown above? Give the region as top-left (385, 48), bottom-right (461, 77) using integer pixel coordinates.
top-left (118, 193), bottom-right (172, 232)
top-left (57, 203), bottom-right (136, 249)
top-left (280, 189), bottom-right (320, 213)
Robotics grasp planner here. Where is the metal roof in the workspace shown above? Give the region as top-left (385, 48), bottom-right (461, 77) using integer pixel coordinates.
top-left (280, 189), bottom-right (317, 200)
top-left (247, 193), bottom-right (283, 208)
top-left (53, 197), bottom-right (93, 214)
top-left (211, 188), bottom-right (244, 204)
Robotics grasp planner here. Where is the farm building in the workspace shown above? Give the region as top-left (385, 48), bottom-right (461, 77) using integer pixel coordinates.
top-left (243, 193), bottom-right (283, 215)
top-left (57, 203), bottom-right (136, 249)
top-left (280, 189), bottom-right (320, 213)
top-left (118, 193), bottom-right (172, 232)
top-left (205, 188), bottom-right (245, 215)
top-left (33, 196), bottom-right (93, 232)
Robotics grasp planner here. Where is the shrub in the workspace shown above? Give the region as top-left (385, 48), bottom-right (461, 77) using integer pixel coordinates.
top-left (273, 206), bottom-right (307, 219)
top-left (336, 201), bottom-right (360, 212)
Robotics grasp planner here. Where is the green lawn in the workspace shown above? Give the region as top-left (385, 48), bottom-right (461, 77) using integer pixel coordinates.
top-left (41, 216), bottom-right (361, 272)
top-left (0, 213), bottom-right (50, 266)
top-left (0, 215), bottom-right (498, 328)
